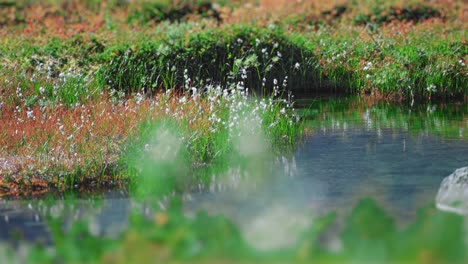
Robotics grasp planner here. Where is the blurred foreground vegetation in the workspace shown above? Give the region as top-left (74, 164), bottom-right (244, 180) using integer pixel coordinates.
top-left (0, 197), bottom-right (465, 263)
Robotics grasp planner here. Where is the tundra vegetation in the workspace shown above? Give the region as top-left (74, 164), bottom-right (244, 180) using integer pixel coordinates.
top-left (0, 0), bottom-right (466, 263)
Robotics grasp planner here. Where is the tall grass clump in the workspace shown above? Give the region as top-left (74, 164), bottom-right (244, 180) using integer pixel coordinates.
top-left (98, 25), bottom-right (323, 96)
top-left (122, 84), bottom-right (303, 197)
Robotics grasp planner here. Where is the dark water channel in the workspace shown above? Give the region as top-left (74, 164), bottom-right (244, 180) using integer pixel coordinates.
top-left (1, 98), bottom-right (467, 249)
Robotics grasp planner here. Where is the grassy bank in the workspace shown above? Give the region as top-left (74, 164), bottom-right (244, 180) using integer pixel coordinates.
top-left (0, 86), bottom-right (302, 195)
top-left (0, 0), bottom-right (466, 102)
top-left (0, 0), bottom-right (466, 190)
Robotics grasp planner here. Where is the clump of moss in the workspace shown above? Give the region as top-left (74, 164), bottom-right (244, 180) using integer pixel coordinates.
top-left (127, 1), bottom-right (221, 25)
top-left (354, 4), bottom-right (443, 25)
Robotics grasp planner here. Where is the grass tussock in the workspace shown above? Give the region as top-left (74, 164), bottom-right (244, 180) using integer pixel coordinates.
top-left (0, 84), bottom-right (302, 194)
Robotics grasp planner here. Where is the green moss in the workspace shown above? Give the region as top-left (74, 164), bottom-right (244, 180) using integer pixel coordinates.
top-left (354, 4), bottom-right (443, 25)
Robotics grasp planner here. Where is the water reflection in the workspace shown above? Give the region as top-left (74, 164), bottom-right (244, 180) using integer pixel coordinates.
top-left (0, 200), bottom-right (51, 246)
top-left (183, 127), bottom-right (468, 249)
top-left (0, 190), bottom-right (134, 247)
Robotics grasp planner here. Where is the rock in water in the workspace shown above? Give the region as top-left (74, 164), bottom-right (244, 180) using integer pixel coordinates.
top-left (436, 167), bottom-right (468, 215)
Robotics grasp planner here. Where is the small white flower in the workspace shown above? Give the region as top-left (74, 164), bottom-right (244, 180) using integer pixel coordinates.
top-left (255, 38), bottom-right (261, 46)
top-left (363, 61), bottom-right (373, 71)
top-left (241, 68), bottom-right (247, 79)
top-left (427, 105), bottom-right (437, 113)
top-left (427, 84), bottom-right (437, 93)
top-left (59, 125), bottom-right (65, 135)
top-left (294, 62), bottom-right (300, 69)
top-left (135, 93), bottom-right (143, 104)
top-left (26, 110), bottom-right (34, 119)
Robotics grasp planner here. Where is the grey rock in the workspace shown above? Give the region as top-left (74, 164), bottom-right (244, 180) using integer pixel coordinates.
top-left (436, 167), bottom-right (468, 215)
